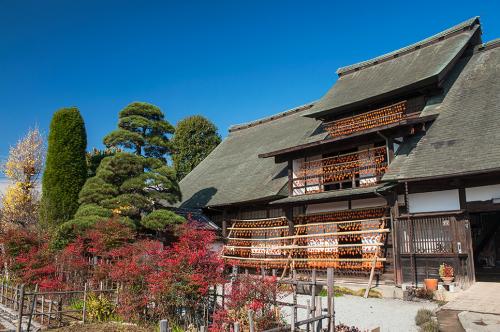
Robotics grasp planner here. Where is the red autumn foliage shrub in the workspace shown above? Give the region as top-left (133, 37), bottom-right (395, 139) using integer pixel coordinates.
top-left (210, 274), bottom-right (287, 332)
top-left (148, 223), bottom-right (224, 320)
top-left (0, 219), bottom-right (224, 324)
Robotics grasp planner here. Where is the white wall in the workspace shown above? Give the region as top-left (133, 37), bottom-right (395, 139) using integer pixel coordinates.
top-left (408, 189), bottom-right (460, 213)
top-left (306, 201), bottom-right (348, 214)
top-left (466, 184), bottom-right (500, 202)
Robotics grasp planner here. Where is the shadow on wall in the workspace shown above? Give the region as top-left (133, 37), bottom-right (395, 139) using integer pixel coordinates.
top-left (180, 187), bottom-right (217, 209)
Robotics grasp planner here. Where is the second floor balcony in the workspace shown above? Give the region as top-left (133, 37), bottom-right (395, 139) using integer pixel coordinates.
top-left (292, 146), bottom-right (388, 195)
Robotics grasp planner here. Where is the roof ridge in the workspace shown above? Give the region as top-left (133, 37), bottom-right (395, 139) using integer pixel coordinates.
top-left (228, 102), bottom-right (315, 133)
top-left (475, 38), bottom-right (500, 52)
top-left (337, 16), bottom-right (480, 76)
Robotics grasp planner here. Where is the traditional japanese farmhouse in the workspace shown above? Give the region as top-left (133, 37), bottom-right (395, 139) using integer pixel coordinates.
top-left (176, 17), bottom-right (500, 289)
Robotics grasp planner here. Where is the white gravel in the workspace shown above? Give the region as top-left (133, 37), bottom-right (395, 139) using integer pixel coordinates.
top-left (280, 294), bottom-right (438, 332)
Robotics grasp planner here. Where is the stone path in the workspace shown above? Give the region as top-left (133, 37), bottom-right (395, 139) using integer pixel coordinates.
top-left (0, 303), bottom-right (42, 332)
top-left (439, 282), bottom-right (500, 331)
top-left (442, 282), bottom-right (500, 314)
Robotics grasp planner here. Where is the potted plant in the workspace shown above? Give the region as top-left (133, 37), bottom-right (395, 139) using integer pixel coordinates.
top-left (439, 263), bottom-right (454, 285)
top-left (423, 270), bottom-right (438, 291)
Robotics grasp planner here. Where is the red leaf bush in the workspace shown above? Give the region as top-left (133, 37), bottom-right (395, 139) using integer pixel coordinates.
top-left (210, 273), bottom-right (288, 332)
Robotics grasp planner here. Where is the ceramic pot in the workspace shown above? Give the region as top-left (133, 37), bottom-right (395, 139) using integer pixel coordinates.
top-left (424, 278), bottom-right (438, 291)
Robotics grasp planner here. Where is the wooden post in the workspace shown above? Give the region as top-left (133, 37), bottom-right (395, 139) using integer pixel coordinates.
top-left (26, 284), bottom-right (38, 332)
top-left (14, 285), bottom-right (18, 310)
top-left (292, 269), bottom-right (297, 332)
top-left (327, 268), bottom-right (335, 332)
top-left (222, 210), bottom-right (228, 238)
top-left (248, 309), bottom-right (255, 332)
top-left (364, 257), bottom-right (378, 298)
top-left (0, 281), bottom-right (4, 305)
top-left (311, 269), bottom-right (317, 331)
top-left (315, 297), bottom-right (322, 332)
top-left (159, 319), bottom-right (169, 332)
top-left (41, 296), bottom-right (45, 325)
top-left (221, 282), bottom-right (225, 310)
top-left (234, 322), bottom-right (240, 332)
top-left (47, 298), bottom-right (53, 327)
top-left (16, 284), bottom-right (25, 332)
top-left (306, 300), bottom-right (311, 332)
top-left (82, 283), bottom-right (88, 323)
top-left (57, 296), bottom-right (62, 327)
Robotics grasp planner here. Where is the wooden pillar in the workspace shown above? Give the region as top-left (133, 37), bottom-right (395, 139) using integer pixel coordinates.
top-left (288, 160), bottom-right (293, 196)
top-left (222, 210), bottom-right (228, 238)
top-left (391, 192), bottom-right (403, 285)
top-left (285, 207), bottom-right (294, 236)
top-left (459, 187), bottom-right (466, 210)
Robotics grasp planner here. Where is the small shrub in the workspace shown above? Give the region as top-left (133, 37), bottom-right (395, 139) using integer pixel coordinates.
top-left (415, 308), bottom-right (434, 326)
top-left (87, 294), bottom-right (116, 322)
top-left (335, 323), bottom-right (361, 332)
top-left (415, 288), bottom-right (434, 300)
top-left (419, 320), bottom-right (439, 332)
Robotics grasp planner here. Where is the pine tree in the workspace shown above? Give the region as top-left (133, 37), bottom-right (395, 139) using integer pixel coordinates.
top-left (40, 107), bottom-right (87, 228)
top-left (54, 152), bottom-right (183, 247)
top-left (172, 115), bottom-right (221, 179)
top-left (103, 102), bottom-right (175, 162)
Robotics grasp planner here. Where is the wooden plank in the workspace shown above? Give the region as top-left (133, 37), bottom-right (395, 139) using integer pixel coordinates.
top-left (364, 257), bottom-right (377, 298)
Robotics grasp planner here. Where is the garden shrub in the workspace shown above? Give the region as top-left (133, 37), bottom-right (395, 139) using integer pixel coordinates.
top-left (87, 294), bottom-right (116, 322)
top-left (415, 308), bottom-right (434, 326)
top-left (419, 320), bottom-right (439, 332)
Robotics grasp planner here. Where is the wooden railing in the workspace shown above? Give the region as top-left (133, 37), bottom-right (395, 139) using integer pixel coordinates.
top-left (293, 146), bottom-right (387, 194)
top-left (0, 281), bottom-right (117, 331)
top-left (323, 101), bottom-right (407, 138)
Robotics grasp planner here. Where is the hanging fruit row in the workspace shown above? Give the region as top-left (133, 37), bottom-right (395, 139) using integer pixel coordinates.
top-left (323, 101), bottom-right (407, 138)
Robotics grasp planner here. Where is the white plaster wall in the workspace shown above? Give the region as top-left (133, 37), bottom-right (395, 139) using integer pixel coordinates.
top-left (408, 189), bottom-right (460, 213)
top-left (466, 184), bottom-right (500, 202)
top-left (306, 201), bottom-right (348, 214)
top-left (351, 197), bottom-right (386, 209)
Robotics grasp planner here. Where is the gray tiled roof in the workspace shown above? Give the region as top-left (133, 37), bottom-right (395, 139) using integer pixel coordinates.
top-left (383, 40), bottom-right (500, 181)
top-left (303, 17), bottom-right (480, 118)
top-left (177, 104), bottom-right (321, 208)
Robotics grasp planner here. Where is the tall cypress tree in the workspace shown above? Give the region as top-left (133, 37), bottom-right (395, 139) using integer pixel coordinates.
top-left (41, 107), bottom-right (87, 228)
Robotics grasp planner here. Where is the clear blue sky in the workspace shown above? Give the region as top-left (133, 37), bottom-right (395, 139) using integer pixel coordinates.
top-left (1, 0), bottom-right (499, 160)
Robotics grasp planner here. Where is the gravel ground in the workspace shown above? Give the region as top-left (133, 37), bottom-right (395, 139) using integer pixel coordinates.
top-left (280, 294), bottom-right (438, 332)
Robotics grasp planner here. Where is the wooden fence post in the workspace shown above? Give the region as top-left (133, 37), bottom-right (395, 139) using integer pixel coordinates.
top-left (327, 268), bottom-right (335, 332)
top-left (26, 284), bottom-right (38, 332)
top-left (315, 297), bottom-right (322, 332)
top-left (82, 283), bottom-right (88, 324)
top-left (14, 285), bottom-right (19, 310)
top-left (248, 309), bottom-right (255, 332)
top-left (159, 319), bottom-right (169, 332)
top-left (234, 322), bottom-right (240, 332)
top-left (16, 284), bottom-right (25, 332)
top-left (47, 298), bottom-right (53, 327)
top-left (41, 296), bottom-right (45, 325)
top-left (0, 280), bottom-right (4, 305)
top-left (292, 269), bottom-right (297, 332)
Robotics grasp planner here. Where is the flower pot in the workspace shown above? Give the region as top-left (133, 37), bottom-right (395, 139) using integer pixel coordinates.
top-left (441, 276), bottom-right (454, 285)
top-left (424, 278), bottom-right (438, 291)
